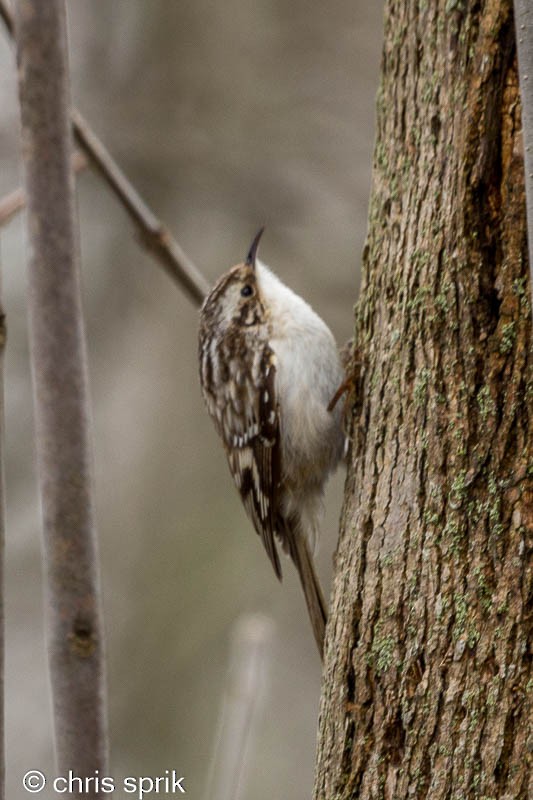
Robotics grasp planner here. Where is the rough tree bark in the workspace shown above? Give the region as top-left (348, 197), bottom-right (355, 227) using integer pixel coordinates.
top-left (514, 1), bottom-right (533, 307)
top-left (15, 0), bottom-right (108, 786)
top-left (316, 2), bottom-right (532, 799)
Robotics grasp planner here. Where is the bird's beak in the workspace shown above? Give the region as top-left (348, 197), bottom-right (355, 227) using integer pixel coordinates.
top-left (245, 226), bottom-right (265, 269)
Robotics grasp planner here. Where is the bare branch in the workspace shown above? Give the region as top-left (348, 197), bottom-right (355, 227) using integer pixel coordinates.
top-left (70, 110), bottom-right (210, 306)
top-left (204, 615), bottom-right (275, 800)
top-left (0, 0), bottom-right (12, 36)
top-left (514, 1), bottom-right (533, 308)
top-left (15, 0), bottom-right (108, 781)
top-left (0, 0), bottom-right (210, 308)
top-left (0, 188), bottom-right (23, 229)
top-left (0, 151), bottom-right (87, 228)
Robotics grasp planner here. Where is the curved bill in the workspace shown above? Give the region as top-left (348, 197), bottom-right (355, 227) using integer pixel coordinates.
top-left (245, 226), bottom-right (265, 268)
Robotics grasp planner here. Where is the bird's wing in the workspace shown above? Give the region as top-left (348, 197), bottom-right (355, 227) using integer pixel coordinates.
top-left (202, 339), bottom-right (283, 579)
top-left (228, 345), bottom-right (282, 578)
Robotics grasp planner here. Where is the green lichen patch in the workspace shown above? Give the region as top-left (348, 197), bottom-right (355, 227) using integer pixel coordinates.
top-left (477, 386), bottom-right (495, 422)
top-left (499, 320), bottom-right (516, 354)
top-left (368, 623), bottom-right (397, 674)
top-left (414, 367), bottom-right (431, 407)
top-left (449, 470), bottom-right (468, 507)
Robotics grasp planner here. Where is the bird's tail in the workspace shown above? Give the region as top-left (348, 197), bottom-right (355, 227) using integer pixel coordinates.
top-left (290, 532), bottom-right (328, 661)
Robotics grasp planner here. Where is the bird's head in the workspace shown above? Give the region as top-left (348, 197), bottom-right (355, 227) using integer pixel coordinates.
top-left (201, 227), bottom-right (267, 331)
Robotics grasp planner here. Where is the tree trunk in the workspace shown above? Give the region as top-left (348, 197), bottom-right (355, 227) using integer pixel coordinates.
top-left (315, 2), bottom-right (532, 799)
top-left (15, 0), bottom-right (108, 786)
top-left (513, 0), bottom-right (533, 307)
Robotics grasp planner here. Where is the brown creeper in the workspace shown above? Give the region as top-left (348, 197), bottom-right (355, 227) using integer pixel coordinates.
top-left (198, 229), bottom-right (344, 659)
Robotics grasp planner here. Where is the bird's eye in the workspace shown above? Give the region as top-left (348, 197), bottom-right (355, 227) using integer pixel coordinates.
top-left (240, 284), bottom-right (253, 298)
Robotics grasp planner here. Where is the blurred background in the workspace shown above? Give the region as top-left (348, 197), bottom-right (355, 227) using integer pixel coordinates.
top-left (0, 1), bottom-right (382, 797)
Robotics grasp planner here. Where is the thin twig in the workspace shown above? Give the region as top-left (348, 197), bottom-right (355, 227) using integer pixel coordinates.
top-left (0, 189), bottom-right (24, 228)
top-left (203, 614), bottom-right (275, 800)
top-left (15, 0), bottom-right (108, 780)
top-left (0, 0), bottom-right (12, 36)
top-left (0, 0), bottom-right (210, 308)
top-left (0, 151), bottom-right (88, 228)
top-left (71, 110), bottom-right (210, 306)
top-left (514, 1), bottom-right (533, 311)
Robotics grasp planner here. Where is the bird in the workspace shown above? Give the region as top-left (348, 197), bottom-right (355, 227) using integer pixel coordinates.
top-left (198, 228), bottom-right (345, 659)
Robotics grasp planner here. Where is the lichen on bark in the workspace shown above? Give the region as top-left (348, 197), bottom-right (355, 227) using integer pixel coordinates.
top-left (315, 2), bottom-right (532, 799)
